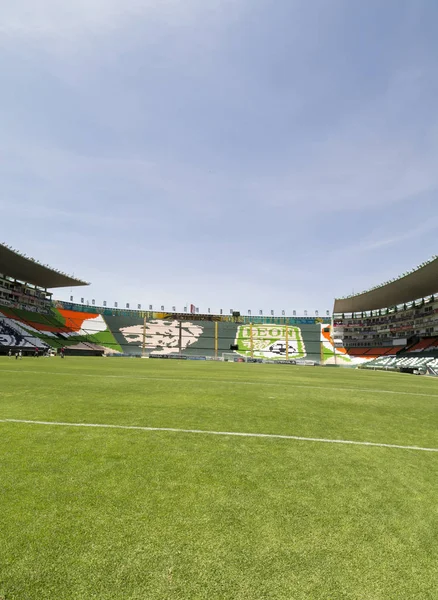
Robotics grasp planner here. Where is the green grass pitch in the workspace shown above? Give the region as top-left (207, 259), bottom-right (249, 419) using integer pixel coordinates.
top-left (1, 357), bottom-right (437, 599)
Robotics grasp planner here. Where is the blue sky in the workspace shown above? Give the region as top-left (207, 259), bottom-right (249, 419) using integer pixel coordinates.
top-left (1, 0), bottom-right (438, 315)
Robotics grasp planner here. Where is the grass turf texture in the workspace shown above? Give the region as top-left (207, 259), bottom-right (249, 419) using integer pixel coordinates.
top-left (0, 358), bottom-right (437, 600)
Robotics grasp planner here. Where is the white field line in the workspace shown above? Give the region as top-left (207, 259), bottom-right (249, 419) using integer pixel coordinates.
top-left (0, 368), bottom-right (438, 399)
top-left (1, 418), bottom-right (438, 453)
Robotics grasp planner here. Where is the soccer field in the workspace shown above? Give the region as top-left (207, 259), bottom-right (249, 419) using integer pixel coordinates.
top-left (1, 358), bottom-right (437, 600)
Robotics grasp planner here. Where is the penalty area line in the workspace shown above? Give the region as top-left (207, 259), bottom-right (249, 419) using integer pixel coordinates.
top-left (1, 418), bottom-right (437, 453)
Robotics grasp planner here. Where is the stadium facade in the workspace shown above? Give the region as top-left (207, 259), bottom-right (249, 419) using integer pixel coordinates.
top-left (333, 255), bottom-right (438, 372)
top-left (1, 242), bottom-right (438, 370)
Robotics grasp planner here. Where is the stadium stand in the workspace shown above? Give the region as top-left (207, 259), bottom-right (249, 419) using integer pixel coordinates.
top-left (362, 352), bottom-right (438, 372)
top-left (0, 314), bottom-right (48, 350)
top-left (0, 243), bottom-right (332, 361)
top-left (347, 347), bottom-right (399, 358)
top-left (334, 256), bottom-right (438, 365)
top-left (0, 243), bottom-right (95, 355)
top-left (0, 302), bottom-right (330, 362)
top-left (407, 337), bottom-right (438, 352)
top-left (2, 241), bottom-right (438, 368)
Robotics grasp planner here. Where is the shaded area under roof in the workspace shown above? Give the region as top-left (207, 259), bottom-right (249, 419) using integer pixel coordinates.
top-left (0, 244), bottom-right (89, 289)
top-left (334, 257), bottom-right (438, 313)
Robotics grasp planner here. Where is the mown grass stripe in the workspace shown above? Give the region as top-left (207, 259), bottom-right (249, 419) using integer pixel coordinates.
top-left (1, 368), bottom-right (438, 398)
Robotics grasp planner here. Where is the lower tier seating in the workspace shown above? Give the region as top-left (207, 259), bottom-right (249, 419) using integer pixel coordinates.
top-left (407, 337), bottom-right (438, 353)
top-left (346, 347), bottom-right (398, 358)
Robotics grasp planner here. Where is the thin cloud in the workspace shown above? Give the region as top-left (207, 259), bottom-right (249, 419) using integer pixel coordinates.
top-left (361, 219), bottom-right (438, 251)
top-left (1, 0), bottom-right (437, 312)
top-left (0, 0), bottom-right (193, 36)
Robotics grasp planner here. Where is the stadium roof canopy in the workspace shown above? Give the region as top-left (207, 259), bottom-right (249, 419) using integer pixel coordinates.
top-left (0, 243), bottom-right (89, 289)
top-left (334, 256), bottom-right (438, 314)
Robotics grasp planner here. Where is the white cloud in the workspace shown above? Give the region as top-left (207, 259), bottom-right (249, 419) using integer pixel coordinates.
top-left (4, 2), bottom-right (435, 223)
top-left (337, 216), bottom-right (438, 256)
top-left (1, 0), bottom-right (437, 312)
top-left (0, 0), bottom-right (187, 37)
top-left (0, 0), bottom-right (245, 44)
top-left (245, 67), bottom-right (438, 213)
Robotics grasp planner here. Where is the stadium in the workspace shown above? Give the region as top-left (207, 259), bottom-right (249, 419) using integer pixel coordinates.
top-left (1, 242), bottom-right (437, 599)
top-left (1, 242), bottom-right (438, 370)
